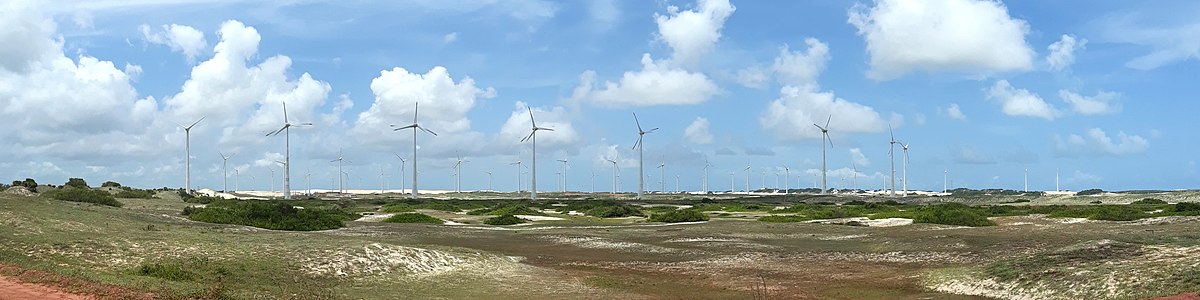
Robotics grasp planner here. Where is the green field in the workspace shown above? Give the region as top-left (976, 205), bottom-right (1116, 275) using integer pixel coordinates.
top-left (2, 189), bottom-right (1199, 299)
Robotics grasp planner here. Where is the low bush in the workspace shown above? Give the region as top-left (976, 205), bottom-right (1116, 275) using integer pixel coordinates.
top-left (1090, 205), bottom-right (1148, 221)
top-left (758, 215), bottom-right (810, 223)
top-left (381, 203), bottom-right (415, 213)
top-left (913, 206), bottom-right (995, 227)
top-left (138, 262), bottom-right (197, 281)
top-left (484, 214), bottom-right (526, 225)
top-left (649, 209), bottom-right (709, 223)
top-left (115, 189), bottom-right (154, 199)
top-left (184, 201), bottom-right (358, 231)
top-left (1077, 189), bottom-right (1105, 196)
top-left (44, 188), bottom-right (122, 207)
top-left (183, 195), bottom-right (223, 204)
top-left (1131, 198), bottom-right (1167, 205)
top-left (64, 178), bottom-right (89, 189)
top-left (383, 213), bottom-right (443, 224)
top-left (585, 205), bottom-right (644, 218)
top-left (11, 178), bottom-right (38, 192)
top-left (1176, 202), bottom-right (1200, 213)
top-left (101, 181), bottom-right (122, 188)
top-left (470, 204), bottom-right (545, 216)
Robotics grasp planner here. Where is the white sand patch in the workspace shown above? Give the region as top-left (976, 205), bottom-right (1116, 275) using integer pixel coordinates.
top-left (1007, 222), bottom-right (1035, 226)
top-left (516, 215), bottom-right (565, 221)
top-left (545, 236), bottom-right (675, 253)
top-left (301, 243), bottom-right (470, 278)
top-left (817, 234), bottom-right (869, 241)
top-left (665, 237), bottom-right (744, 243)
top-left (1132, 216), bottom-right (1200, 225)
top-left (442, 220), bottom-right (467, 225)
top-left (932, 278), bottom-right (1058, 300)
top-left (863, 218), bottom-right (913, 227)
top-left (1057, 218), bottom-right (1089, 224)
top-left (357, 213), bottom-right (395, 222)
top-left (567, 210), bottom-right (584, 216)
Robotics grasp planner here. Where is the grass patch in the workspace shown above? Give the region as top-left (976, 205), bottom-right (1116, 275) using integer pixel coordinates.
top-left (648, 210), bottom-right (708, 223)
top-left (757, 215), bottom-right (810, 223)
top-left (114, 189), bottom-right (154, 199)
top-left (469, 204), bottom-right (546, 216)
top-left (483, 214), bottom-right (526, 225)
top-left (43, 188), bottom-right (123, 207)
top-left (382, 213), bottom-right (443, 224)
top-left (381, 203), bottom-right (415, 213)
top-left (182, 200), bottom-right (359, 231)
top-left (1132, 198), bottom-right (1167, 205)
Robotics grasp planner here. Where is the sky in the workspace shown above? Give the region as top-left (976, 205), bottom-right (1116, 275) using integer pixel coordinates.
top-left (1, 0), bottom-right (1197, 193)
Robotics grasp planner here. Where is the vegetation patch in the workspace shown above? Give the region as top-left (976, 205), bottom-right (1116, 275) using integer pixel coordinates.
top-left (757, 215), bottom-right (810, 223)
top-left (649, 209), bottom-right (709, 223)
top-left (114, 188), bottom-right (154, 199)
top-left (1132, 198), bottom-right (1167, 205)
top-left (383, 213), bottom-right (443, 224)
top-left (469, 204), bottom-right (545, 216)
top-left (381, 203), bottom-right (415, 213)
top-left (182, 200), bottom-right (359, 231)
top-left (43, 187), bottom-right (123, 207)
top-left (483, 214), bottom-right (526, 225)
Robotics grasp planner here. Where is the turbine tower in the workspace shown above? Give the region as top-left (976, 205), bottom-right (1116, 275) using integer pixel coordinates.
top-left (484, 171), bottom-right (493, 191)
top-left (783, 167), bottom-right (790, 195)
top-left (393, 153), bottom-right (407, 194)
top-left (1024, 168), bottom-right (1029, 192)
top-left (814, 115), bottom-right (832, 194)
top-left (557, 159), bottom-right (568, 193)
top-left (330, 151), bottom-right (345, 194)
top-left (743, 165), bottom-right (751, 193)
top-left (520, 107), bottom-right (554, 200)
top-left (219, 152), bottom-right (235, 192)
top-left (606, 158), bottom-right (619, 193)
top-left (267, 101), bottom-right (312, 200)
top-left (944, 169), bottom-right (948, 193)
top-left (510, 161), bottom-right (523, 192)
top-left (178, 117), bottom-right (204, 195)
top-left (452, 152), bottom-right (468, 193)
top-left (391, 102), bottom-right (437, 200)
top-left (901, 142), bottom-right (910, 197)
top-left (657, 162), bottom-right (665, 193)
top-left (702, 158), bottom-right (712, 194)
top-left (888, 126), bottom-right (899, 197)
top-left (631, 113), bottom-right (658, 200)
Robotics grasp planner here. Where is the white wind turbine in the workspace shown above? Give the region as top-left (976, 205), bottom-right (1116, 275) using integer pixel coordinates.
top-left (631, 113), bottom-right (658, 200)
top-left (378, 166), bottom-right (387, 193)
top-left (606, 158), bottom-right (619, 193)
top-left (452, 152), bottom-right (468, 193)
top-left (329, 150), bottom-right (347, 194)
top-left (266, 101), bottom-right (312, 200)
top-left (234, 169), bottom-right (240, 191)
top-left (814, 115), bottom-right (832, 195)
top-left (657, 162), bottom-right (665, 193)
top-left (783, 167), bottom-right (790, 195)
top-left (520, 107), bottom-right (554, 200)
top-left (178, 116), bottom-right (204, 195)
top-left (901, 142), bottom-right (910, 197)
top-left (391, 102), bottom-right (437, 200)
top-left (510, 160), bottom-right (523, 192)
top-left (557, 159), bottom-right (568, 193)
top-left (702, 158), bottom-right (712, 194)
top-left (888, 126), bottom-right (899, 197)
top-left (484, 171), bottom-right (493, 192)
top-left (590, 170), bottom-right (596, 193)
top-left (219, 152), bottom-right (235, 192)
top-left (304, 168), bottom-right (312, 195)
top-left (744, 165), bottom-right (751, 193)
top-left (393, 153), bottom-right (407, 194)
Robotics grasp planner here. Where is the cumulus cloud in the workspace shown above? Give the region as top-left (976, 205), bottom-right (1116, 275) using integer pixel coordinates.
top-left (848, 0), bottom-right (1034, 80)
top-left (772, 38), bottom-right (830, 86)
top-left (442, 32), bottom-right (458, 44)
top-left (761, 84), bottom-right (888, 140)
top-left (497, 101), bottom-right (580, 150)
top-left (985, 80), bottom-right (1058, 120)
top-left (351, 65), bottom-right (494, 157)
top-left (1046, 34), bottom-right (1086, 71)
top-left (850, 148), bottom-right (870, 167)
top-left (946, 103), bottom-right (967, 121)
top-left (1054, 128), bottom-right (1149, 157)
top-left (1058, 90), bottom-right (1121, 115)
top-left (683, 117), bottom-right (713, 144)
top-left (653, 0), bottom-right (735, 66)
top-left (140, 23), bottom-right (208, 62)
top-left (735, 66), bottom-right (768, 89)
top-left (573, 55), bottom-right (719, 107)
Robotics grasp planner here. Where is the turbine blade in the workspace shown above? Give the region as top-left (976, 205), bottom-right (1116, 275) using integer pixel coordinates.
top-left (267, 125), bottom-right (288, 136)
top-left (282, 101), bottom-right (289, 123)
top-left (825, 115), bottom-right (831, 129)
top-left (413, 102), bottom-right (419, 123)
top-left (813, 124), bottom-right (823, 131)
top-left (521, 130), bottom-right (535, 142)
top-left (631, 136), bottom-right (642, 150)
top-left (527, 106), bottom-right (536, 126)
top-left (299, 122), bottom-right (313, 126)
top-left (538, 127), bottom-right (555, 131)
top-left (187, 116), bottom-right (205, 130)
top-left (826, 135), bottom-right (835, 148)
top-left (633, 112), bottom-right (642, 132)
top-left (889, 125), bottom-right (894, 141)
top-left (419, 126), bottom-right (438, 136)
top-left (647, 128), bottom-right (658, 133)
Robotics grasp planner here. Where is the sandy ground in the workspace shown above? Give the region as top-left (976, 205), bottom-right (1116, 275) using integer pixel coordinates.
top-left (0, 275), bottom-right (93, 300)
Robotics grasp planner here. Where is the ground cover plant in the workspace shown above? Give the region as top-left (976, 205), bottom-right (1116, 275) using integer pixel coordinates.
top-left (649, 209), bottom-right (708, 223)
top-left (42, 187), bottom-right (123, 207)
top-left (483, 214), bottom-right (526, 225)
top-left (182, 200), bottom-right (359, 231)
top-left (553, 200), bottom-right (644, 217)
top-left (382, 213), bottom-right (443, 224)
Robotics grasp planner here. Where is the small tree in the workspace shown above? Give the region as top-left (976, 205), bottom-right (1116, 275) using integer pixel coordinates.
top-left (65, 178), bottom-right (89, 189)
top-left (12, 178), bottom-right (38, 192)
top-left (101, 181), bottom-right (122, 188)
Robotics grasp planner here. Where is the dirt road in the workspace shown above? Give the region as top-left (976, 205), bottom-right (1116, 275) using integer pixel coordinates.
top-left (0, 275), bottom-right (92, 300)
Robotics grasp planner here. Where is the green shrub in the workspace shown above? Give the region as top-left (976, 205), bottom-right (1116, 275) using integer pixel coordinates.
top-left (381, 203), bottom-right (415, 213)
top-left (649, 209), bottom-right (709, 223)
top-left (417, 202), bottom-right (461, 212)
top-left (584, 205), bottom-right (644, 218)
top-left (1176, 202), bottom-right (1200, 213)
top-left (383, 213), bottom-right (443, 224)
top-left (138, 262), bottom-right (197, 281)
top-left (758, 215), bottom-right (810, 223)
top-left (1089, 205), bottom-right (1147, 221)
top-left (115, 189), bottom-right (154, 199)
top-left (1089, 200), bottom-right (1103, 204)
top-left (184, 201), bottom-right (358, 231)
top-left (912, 205), bottom-right (995, 227)
top-left (101, 181), bottom-right (122, 188)
top-left (844, 200), bottom-right (868, 206)
top-left (184, 195), bottom-right (223, 204)
top-left (11, 178), bottom-right (38, 192)
top-left (1077, 189), bottom-right (1105, 196)
top-left (64, 178), bottom-right (89, 189)
top-left (44, 188), bottom-right (122, 207)
top-left (1131, 198), bottom-right (1167, 205)
top-left (472, 204), bottom-right (545, 216)
top-left (484, 214), bottom-right (526, 225)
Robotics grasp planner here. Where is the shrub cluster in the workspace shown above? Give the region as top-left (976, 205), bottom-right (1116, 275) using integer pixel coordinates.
top-left (1076, 189), bottom-right (1105, 196)
top-left (11, 178), bottom-right (38, 192)
top-left (649, 209), bottom-right (709, 223)
top-left (183, 200), bottom-right (358, 231)
top-left (115, 189), bottom-right (154, 199)
top-left (101, 181), bottom-right (122, 188)
top-left (64, 178), bottom-right (89, 189)
top-left (585, 205), bottom-right (644, 218)
top-left (1131, 198), bottom-right (1167, 205)
top-left (911, 205), bottom-right (996, 227)
top-left (1176, 202), bottom-right (1200, 213)
top-left (43, 188), bottom-right (122, 207)
top-left (383, 213), bottom-right (443, 224)
top-left (483, 214), bottom-right (526, 225)
top-left (469, 204), bottom-right (544, 216)
top-left (758, 215), bottom-right (809, 223)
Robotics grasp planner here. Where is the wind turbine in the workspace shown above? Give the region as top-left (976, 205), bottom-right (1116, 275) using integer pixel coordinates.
top-left (814, 115), bottom-right (832, 195)
top-left (1024, 168), bottom-right (1028, 192)
top-left (888, 126), bottom-right (899, 197)
top-left (510, 160), bottom-right (523, 192)
top-left (743, 165), bottom-right (751, 193)
top-left (329, 150), bottom-right (346, 194)
top-left (944, 169), bottom-right (948, 193)
top-left (901, 142), bottom-right (910, 197)
top-left (674, 174), bottom-right (680, 193)
top-left (657, 162), bottom-right (665, 193)
top-left (520, 107), bottom-right (553, 200)
top-left (702, 158), bottom-right (712, 194)
top-left (630, 113), bottom-right (658, 200)
top-left (234, 169), bottom-right (240, 192)
top-left (783, 167), bottom-right (790, 195)
top-left (729, 172), bottom-right (736, 193)
top-left (219, 152), bottom-right (235, 192)
top-left (393, 153), bottom-right (407, 194)
top-left (178, 116), bottom-right (204, 195)
top-left (557, 159), bottom-right (568, 193)
top-left (452, 152), bottom-right (468, 193)
top-left (391, 102), bottom-right (437, 200)
top-left (266, 101), bottom-right (312, 200)
top-left (268, 166), bottom-right (276, 196)
top-left (606, 158), bottom-right (619, 193)
top-left (304, 168), bottom-right (312, 195)
top-left (484, 171), bottom-right (493, 191)
top-left (378, 166), bottom-right (387, 193)
top-left (590, 170), bottom-right (596, 193)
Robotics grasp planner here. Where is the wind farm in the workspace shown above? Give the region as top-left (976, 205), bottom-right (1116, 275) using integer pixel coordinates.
top-left (1, 1), bottom-right (1196, 299)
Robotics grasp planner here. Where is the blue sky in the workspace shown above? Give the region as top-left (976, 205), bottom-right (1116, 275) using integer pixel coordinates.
top-left (1, 0), bottom-right (1197, 192)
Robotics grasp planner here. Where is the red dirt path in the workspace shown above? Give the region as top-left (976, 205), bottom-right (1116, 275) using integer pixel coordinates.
top-left (0, 275), bottom-right (93, 300)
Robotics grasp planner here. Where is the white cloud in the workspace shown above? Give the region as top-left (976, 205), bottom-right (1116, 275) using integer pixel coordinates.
top-left (1099, 16), bottom-right (1200, 70)
top-left (772, 38), bottom-right (830, 86)
top-left (761, 84), bottom-right (888, 140)
top-left (850, 148), bottom-right (870, 167)
top-left (588, 0), bottom-right (620, 32)
top-left (847, 0), bottom-right (1034, 80)
top-left (985, 80), bottom-right (1058, 120)
top-left (683, 117), bottom-right (713, 144)
top-left (573, 54), bottom-right (719, 107)
top-left (140, 23), bottom-right (207, 62)
top-left (1054, 128), bottom-right (1149, 157)
top-left (351, 65), bottom-right (494, 157)
top-left (1065, 170), bottom-right (1102, 187)
top-left (953, 145), bottom-right (996, 164)
top-left (442, 32), bottom-right (458, 44)
top-left (946, 103), bottom-right (967, 121)
top-left (498, 101), bottom-right (580, 149)
top-left (734, 66), bottom-right (768, 89)
top-left (1058, 90), bottom-right (1120, 115)
top-left (1046, 34), bottom-right (1086, 71)
top-left (653, 0), bottom-right (735, 66)
top-left (0, 2), bottom-right (57, 73)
